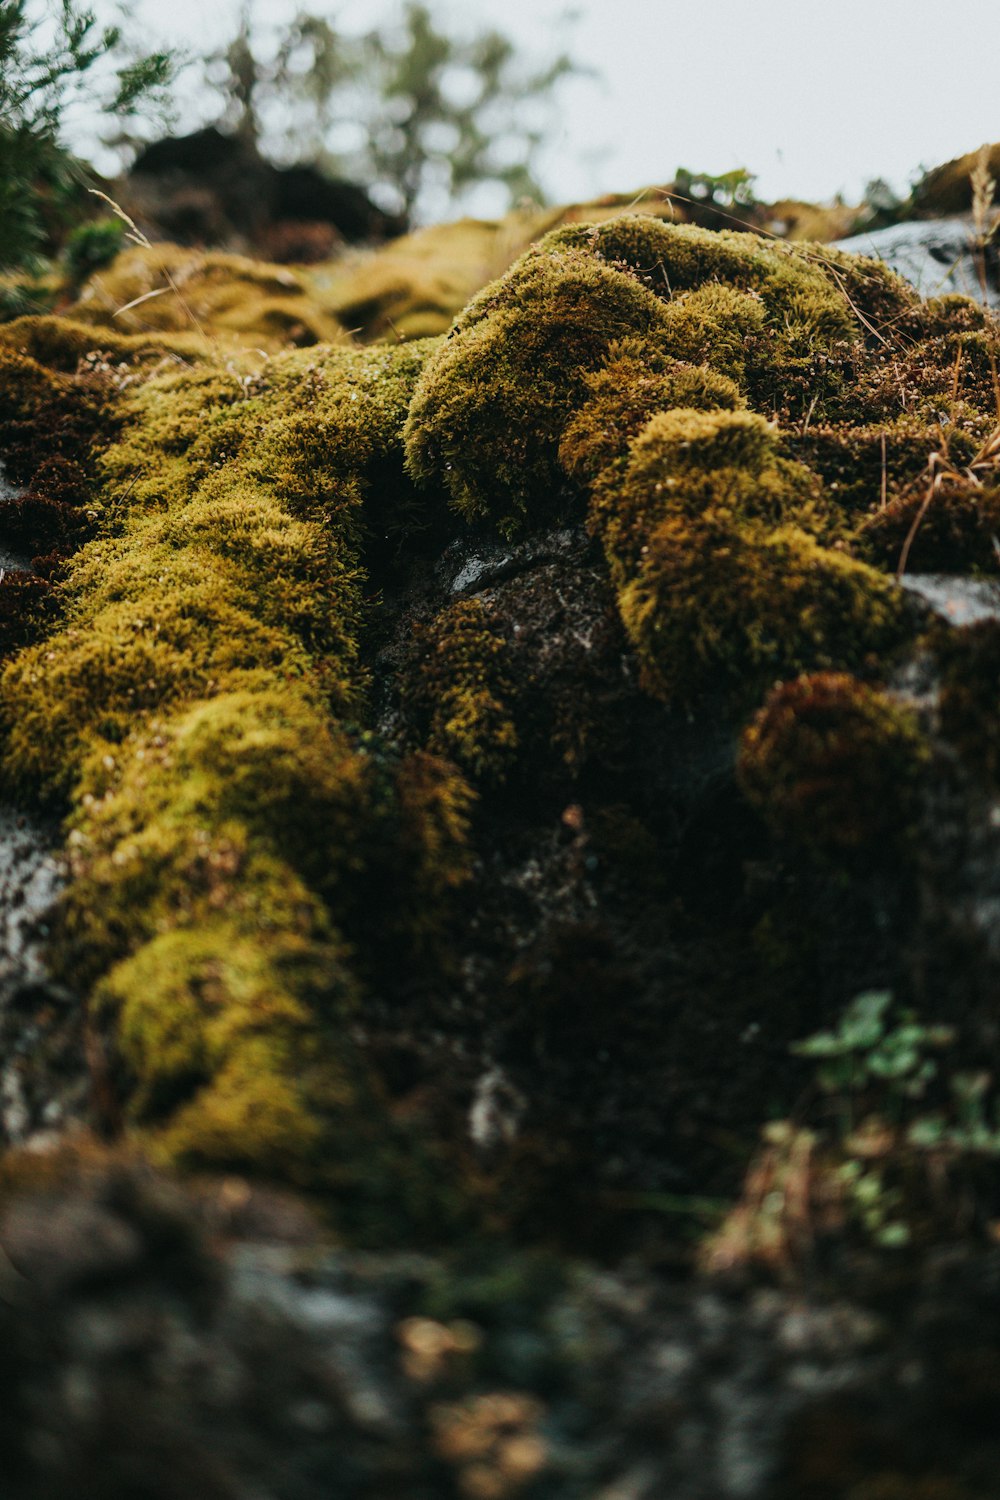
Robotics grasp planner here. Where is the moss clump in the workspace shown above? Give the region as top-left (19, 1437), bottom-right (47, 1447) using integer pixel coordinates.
top-left (405, 599), bottom-right (519, 783)
top-left (620, 508), bottom-right (907, 707)
top-left (588, 406), bottom-right (821, 577)
top-left (546, 217), bottom-right (873, 412)
top-left (0, 328), bottom-right (474, 1208)
top-left (858, 475), bottom-right (1000, 574)
top-left (321, 217), bottom-right (511, 342)
top-left (738, 672), bottom-right (928, 856)
top-left (583, 406), bottom-right (903, 705)
top-left (0, 572), bottom-right (57, 659)
top-left (558, 336), bottom-right (743, 487)
top-left (67, 243), bottom-right (349, 351)
top-left (405, 218), bottom-right (949, 707)
top-left (404, 244), bottom-right (676, 535)
top-left (0, 314), bottom-right (210, 373)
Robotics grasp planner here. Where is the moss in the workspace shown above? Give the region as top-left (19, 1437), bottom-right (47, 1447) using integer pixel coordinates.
top-left (0, 571), bottom-right (57, 659)
top-left (405, 599), bottom-right (519, 783)
top-left (0, 314), bottom-right (210, 372)
top-left (619, 509), bottom-right (907, 707)
top-left (859, 475), bottom-right (1000, 574)
top-left (0, 346), bottom-right (108, 492)
top-left (0, 324), bottom-right (475, 1214)
top-left (403, 216), bottom-right (931, 544)
top-left (404, 220), bottom-right (949, 711)
top-left (935, 622), bottom-right (1000, 787)
top-left (654, 281), bottom-right (769, 385)
top-left (320, 218), bottom-right (510, 342)
top-left (910, 142), bottom-right (1000, 217)
top-left (404, 244), bottom-right (676, 535)
top-left (558, 336), bottom-right (743, 487)
top-left (579, 404), bottom-right (897, 705)
top-left (67, 243), bottom-right (349, 351)
top-left (0, 344), bottom-right (118, 564)
top-left (787, 421), bottom-right (956, 518)
top-left (589, 406), bottom-right (821, 579)
top-left (737, 672), bottom-right (928, 856)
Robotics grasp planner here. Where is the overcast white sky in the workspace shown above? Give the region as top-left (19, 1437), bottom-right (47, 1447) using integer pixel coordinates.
top-left (104, 0), bottom-right (1000, 213)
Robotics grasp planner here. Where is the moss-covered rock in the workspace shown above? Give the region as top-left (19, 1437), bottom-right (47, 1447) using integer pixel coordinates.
top-left (404, 244), bottom-right (676, 534)
top-left (404, 598), bottom-right (519, 783)
top-left (0, 323), bottom-right (473, 1207)
top-left (738, 672), bottom-right (929, 856)
top-left (67, 244), bottom-right (348, 351)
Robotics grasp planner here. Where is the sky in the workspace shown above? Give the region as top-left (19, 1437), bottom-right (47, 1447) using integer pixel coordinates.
top-left (95, 0), bottom-right (1000, 215)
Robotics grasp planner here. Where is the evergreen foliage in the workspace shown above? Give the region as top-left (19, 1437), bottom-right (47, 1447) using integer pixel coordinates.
top-left (0, 0), bottom-right (173, 270)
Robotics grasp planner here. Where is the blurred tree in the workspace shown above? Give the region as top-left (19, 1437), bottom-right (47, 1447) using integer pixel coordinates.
top-left (0, 0), bottom-right (174, 270)
top-left (210, 2), bottom-right (579, 221)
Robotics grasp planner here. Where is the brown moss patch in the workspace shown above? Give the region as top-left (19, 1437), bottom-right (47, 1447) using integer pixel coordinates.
top-left (738, 672), bottom-right (928, 857)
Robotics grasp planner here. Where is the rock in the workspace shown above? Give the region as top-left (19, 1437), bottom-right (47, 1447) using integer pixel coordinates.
top-left (834, 215), bottom-right (1000, 307)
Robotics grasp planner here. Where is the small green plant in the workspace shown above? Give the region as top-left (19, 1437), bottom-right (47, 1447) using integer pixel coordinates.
top-left (61, 215), bottom-right (126, 284)
top-left (793, 990), bottom-right (953, 1117)
top-left (0, 0), bottom-right (174, 271)
top-left (794, 992), bottom-right (1000, 1248)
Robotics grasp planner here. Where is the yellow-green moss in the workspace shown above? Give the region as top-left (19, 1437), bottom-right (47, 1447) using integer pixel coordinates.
top-left (68, 243), bottom-right (349, 351)
top-left (859, 474), bottom-right (1000, 574)
top-left (404, 217), bottom-right (993, 710)
top-left (0, 323), bottom-right (473, 1201)
top-left (588, 407), bottom-right (823, 580)
top-left (406, 599), bottom-right (519, 783)
top-left (404, 244), bottom-right (677, 535)
top-left (558, 336), bottom-right (744, 487)
top-left (738, 672), bottom-right (928, 856)
top-left (619, 509), bottom-right (907, 706)
top-left (0, 313), bottom-right (210, 372)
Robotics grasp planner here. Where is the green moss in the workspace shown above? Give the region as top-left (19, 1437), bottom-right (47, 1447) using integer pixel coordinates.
top-left (558, 336), bottom-right (743, 487)
top-left (405, 599), bottom-right (519, 782)
top-left (0, 313), bottom-right (208, 372)
top-left (654, 282), bottom-right (768, 386)
top-left (67, 243), bottom-right (349, 352)
top-left (589, 407), bottom-right (821, 578)
top-left (738, 672), bottom-right (928, 856)
top-left (579, 405), bottom-right (896, 704)
top-left (402, 217), bottom-right (949, 710)
top-left (0, 324), bottom-right (474, 1211)
top-left (618, 508), bottom-right (907, 707)
top-left (404, 244), bottom-right (676, 535)
top-left (0, 346), bottom-right (108, 490)
top-left (859, 475), bottom-right (1000, 574)
top-left (788, 420), bottom-right (959, 517)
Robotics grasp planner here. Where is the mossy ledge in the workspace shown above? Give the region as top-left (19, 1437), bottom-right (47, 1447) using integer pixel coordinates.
top-left (0, 332), bottom-right (474, 1232)
top-left (404, 216), bottom-right (996, 706)
top-left (3, 215), bottom-right (999, 1238)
